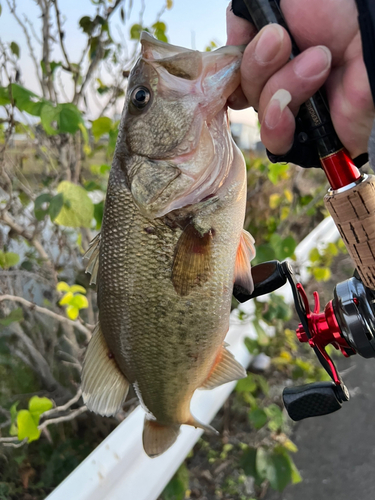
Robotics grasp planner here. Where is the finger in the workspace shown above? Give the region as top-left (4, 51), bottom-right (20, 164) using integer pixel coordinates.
top-left (226, 2), bottom-right (257, 46)
top-left (260, 89), bottom-right (295, 155)
top-left (239, 24), bottom-right (292, 110)
top-left (258, 45), bottom-right (332, 122)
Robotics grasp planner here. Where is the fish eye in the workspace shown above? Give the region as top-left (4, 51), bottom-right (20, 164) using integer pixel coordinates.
top-left (131, 86), bottom-right (151, 109)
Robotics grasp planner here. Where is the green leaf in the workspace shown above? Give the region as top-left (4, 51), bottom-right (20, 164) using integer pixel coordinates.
top-left (267, 163), bottom-right (289, 185)
top-left (0, 5), bottom-right (2, 16)
top-left (57, 282), bottom-right (70, 293)
top-left (0, 251), bottom-right (20, 269)
top-left (91, 116), bottom-right (112, 141)
top-left (35, 192), bottom-right (52, 210)
top-left (108, 127), bottom-right (119, 155)
top-left (17, 409), bottom-right (41, 443)
top-left (130, 23), bottom-right (143, 40)
top-left (89, 37), bottom-right (100, 60)
top-left (265, 404), bottom-right (283, 432)
top-left (66, 305), bottom-right (79, 320)
top-left (248, 408), bottom-right (268, 429)
top-left (28, 396), bottom-right (53, 425)
top-left (10, 84), bottom-right (39, 112)
top-left (253, 243), bottom-right (275, 265)
top-left (59, 291), bottom-right (73, 306)
top-left (79, 16), bottom-right (94, 34)
top-left (40, 103), bottom-right (59, 135)
top-left (54, 181), bottom-right (94, 228)
top-left (235, 374), bottom-right (256, 394)
top-left (10, 42), bottom-right (20, 58)
top-left (70, 294), bottom-right (88, 309)
top-left (270, 234), bottom-right (296, 260)
top-left (10, 402), bottom-right (19, 425)
top-left (240, 447), bottom-right (261, 484)
top-left (49, 193), bottom-right (64, 221)
top-left (252, 319), bottom-right (269, 346)
top-left (0, 86), bottom-right (10, 105)
top-left (70, 285), bottom-right (86, 294)
top-left (313, 267), bottom-right (331, 281)
top-left (264, 450), bottom-right (293, 492)
top-left (58, 103), bottom-right (83, 134)
top-left (162, 464), bottom-right (189, 500)
top-left (152, 21), bottom-right (168, 42)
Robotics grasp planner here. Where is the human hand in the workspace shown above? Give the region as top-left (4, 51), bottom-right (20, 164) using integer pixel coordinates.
top-left (227, 0), bottom-right (375, 159)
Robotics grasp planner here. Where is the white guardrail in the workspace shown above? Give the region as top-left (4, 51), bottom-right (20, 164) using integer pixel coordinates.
top-left (46, 216), bottom-right (340, 500)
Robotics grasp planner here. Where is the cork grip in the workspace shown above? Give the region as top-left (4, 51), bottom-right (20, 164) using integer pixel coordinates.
top-left (324, 175), bottom-right (375, 289)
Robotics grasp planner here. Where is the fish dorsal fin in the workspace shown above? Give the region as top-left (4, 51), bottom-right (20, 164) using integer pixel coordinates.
top-left (172, 224), bottom-right (213, 297)
top-left (83, 232), bottom-right (100, 285)
top-left (81, 323), bottom-right (129, 416)
top-left (143, 417), bottom-right (180, 458)
top-left (234, 229), bottom-right (256, 295)
top-left (200, 345), bottom-right (247, 390)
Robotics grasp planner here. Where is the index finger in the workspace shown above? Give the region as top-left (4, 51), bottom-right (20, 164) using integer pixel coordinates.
top-left (226, 2), bottom-right (257, 45)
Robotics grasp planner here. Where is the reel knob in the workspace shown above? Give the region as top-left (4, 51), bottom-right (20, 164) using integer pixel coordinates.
top-left (283, 381), bottom-right (349, 421)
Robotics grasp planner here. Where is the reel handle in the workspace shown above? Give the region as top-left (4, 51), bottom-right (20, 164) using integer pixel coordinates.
top-left (283, 382), bottom-right (349, 421)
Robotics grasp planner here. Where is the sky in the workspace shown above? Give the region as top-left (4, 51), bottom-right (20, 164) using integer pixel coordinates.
top-left (0, 0), bottom-right (255, 124)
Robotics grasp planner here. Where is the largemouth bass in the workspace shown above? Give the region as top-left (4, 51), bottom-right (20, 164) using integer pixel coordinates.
top-left (82, 32), bottom-right (255, 458)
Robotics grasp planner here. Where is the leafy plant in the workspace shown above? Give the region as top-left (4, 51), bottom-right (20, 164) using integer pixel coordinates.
top-left (57, 282), bottom-right (88, 320)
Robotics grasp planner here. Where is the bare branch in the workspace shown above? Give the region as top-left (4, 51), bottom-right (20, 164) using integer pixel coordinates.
top-left (5, 0), bottom-right (44, 93)
top-left (42, 389), bottom-right (82, 419)
top-left (0, 294), bottom-right (93, 340)
top-left (0, 211), bottom-right (53, 269)
top-left (53, 0), bottom-right (73, 72)
top-left (38, 406), bottom-right (87, 431)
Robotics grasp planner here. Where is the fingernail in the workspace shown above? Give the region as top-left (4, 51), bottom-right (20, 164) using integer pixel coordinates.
top-left (265, 89), bottom-right (292, 129)
top-left (255, 24), bottom-right (284, 63)
top-left (294, 46), bottom-right (331, 79)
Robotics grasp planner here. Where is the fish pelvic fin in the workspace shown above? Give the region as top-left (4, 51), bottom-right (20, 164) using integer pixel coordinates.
top-left (83, 232), bottom-right (100, 285)
top-left (172, 224), bottom-right (213, 297)
top-left (200, 345), bottom-right (247, 390)
top-left (185, 415), bottom-right (219, 435)
top-left (234, 229), bottom-right (256, 295)
top-left (143, 417), bottom-right (180, 458)
top-left (81, 323), bottom-right (129, 416)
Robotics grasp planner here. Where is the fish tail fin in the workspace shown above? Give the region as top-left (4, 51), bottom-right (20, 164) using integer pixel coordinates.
top-left (81, 322), bottom-right (129, 416)
top-left (185, 415), bottom-right (219, 436)
top-left (143, 417), bottom-right (180, 458)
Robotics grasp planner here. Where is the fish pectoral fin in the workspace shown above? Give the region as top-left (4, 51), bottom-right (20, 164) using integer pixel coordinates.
top-left (81, 323), bottom-right (129, 416)
top-left (172, 224), bottom-right (213, 297)
top-left (200, 345), bottom-right (247, 390)
top-left (143, 417), bottom-right (180, 458)
top-left (83, 232), bottom-right (100, 285)
top-left (233, 229), bottom-right (256, 295)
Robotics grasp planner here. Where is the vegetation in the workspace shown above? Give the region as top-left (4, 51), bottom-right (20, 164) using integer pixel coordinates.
top-left (0, 1), bottom-right (348, 498)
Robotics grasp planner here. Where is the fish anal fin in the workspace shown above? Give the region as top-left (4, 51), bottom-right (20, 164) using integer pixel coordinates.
top-left (81, 323), bottom-right (129, 416)
top-left (172, 224), bottom-right (213, 297)
top-left (200, 345), bottom-right (247, 390)
top-left (83, 232), bottom-right (100, 285)
top-left (143, 417), bottom-right (180, 458)
top-left (234, 229), bottom-right (256, 295)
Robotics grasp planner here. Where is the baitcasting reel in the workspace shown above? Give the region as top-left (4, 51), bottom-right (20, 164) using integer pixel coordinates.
top-left (233, 261), bottom-right (375, 421)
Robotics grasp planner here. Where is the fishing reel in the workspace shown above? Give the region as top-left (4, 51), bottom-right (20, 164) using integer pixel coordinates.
top-left (233, 261), bottom-right (375, 421)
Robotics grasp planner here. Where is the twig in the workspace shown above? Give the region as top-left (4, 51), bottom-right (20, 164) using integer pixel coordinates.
top-left (38, 406), bottom-right (87, 431)
top-left (0, 211), bottom-right (53, 268)
top-left (53, 0), bottom-right (73, 72)
top-left (42, 389), bottom-right (82, 419)
top-left (0, 294), bottom-right (93, 340)
top-left (6, 0), bottom-right (44, 93)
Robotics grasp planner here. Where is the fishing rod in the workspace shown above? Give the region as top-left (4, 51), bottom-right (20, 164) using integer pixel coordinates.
top-left (232, 0), bottom-right (375, 421)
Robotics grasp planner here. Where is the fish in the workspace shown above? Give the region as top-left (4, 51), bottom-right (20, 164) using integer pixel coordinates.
top-left (81, 32), bottom-right (256, 458)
